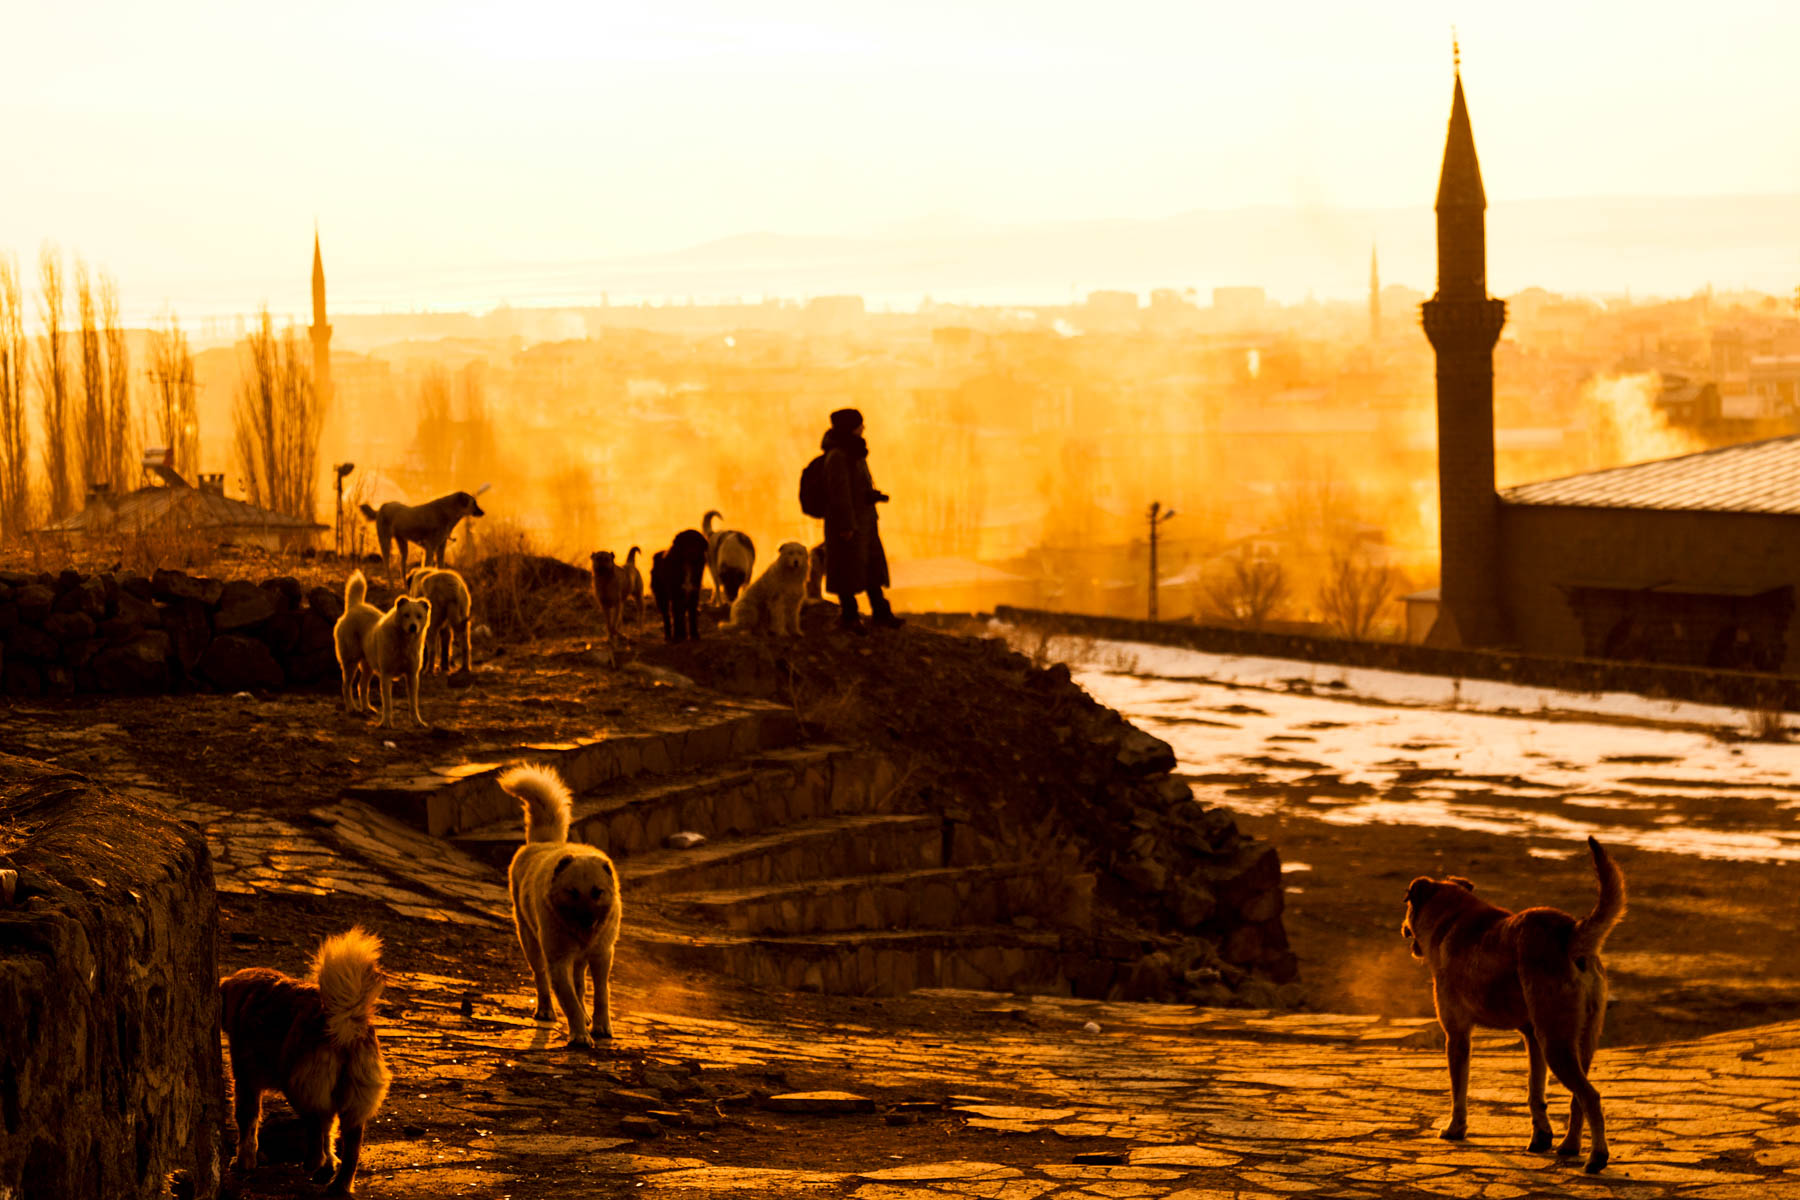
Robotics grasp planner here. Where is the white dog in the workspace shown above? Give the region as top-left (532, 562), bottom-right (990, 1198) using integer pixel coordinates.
top-left (702, 510), bottom-right (756, 604)
top-left (730, 541), bottom-right (810, 636)
top-left (499, 763), bottom-right (622, 1048)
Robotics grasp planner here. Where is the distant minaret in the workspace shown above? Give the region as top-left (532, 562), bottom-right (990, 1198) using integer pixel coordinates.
top-left (310, 228), bottom-right (333, 409)
top-left (1420, 47), bottom-right (1507, 648)
top-left (1368, 242), bottom-right (1381, 343)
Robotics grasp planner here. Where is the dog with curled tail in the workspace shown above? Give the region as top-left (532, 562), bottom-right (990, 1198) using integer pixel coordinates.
top-left (221, 928), bottom-right (392, 1195)
top-left (500, 763), bottom-right (622, 1047)
top-left (731, 541), bottom-right (811, 636)
top-left (1403, 836), bottom-right (1626, 1174)
top-left (702, 509), bottom-right (756, 604)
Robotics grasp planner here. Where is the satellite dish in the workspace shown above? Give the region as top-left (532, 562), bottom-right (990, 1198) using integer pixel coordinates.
top-left (475, 482), bottom-right (492, 496)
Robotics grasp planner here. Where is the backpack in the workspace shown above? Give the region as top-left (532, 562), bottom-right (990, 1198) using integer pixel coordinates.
top-left (799, 453), bottom-right (830, 519)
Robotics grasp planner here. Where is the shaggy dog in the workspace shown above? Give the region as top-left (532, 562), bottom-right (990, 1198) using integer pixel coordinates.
top-left (651, 529), bottom-right (709, 643)
top-left (730, 541), bottom-right (810, 636)
top-left (404, 566), bottom-right (473, 675)
top-left (1403, 836), bottom-right (1626, 1174)
top-left (220, 928), bottom-right (391, 1196)
top-left (589, 551), bottom-right (626, 643)
top-left (339, 585), bottom-right (432, 728)
top-left (333, 571), bottom-right (384, 716)
top-left (806, 541), bottom-right (827, 601)
top-left (499, 763), bottom-right (622, 1047)
top-left (359, 490), bottom-right (485, 582)
top-left (702, 510), bottom-right (756, 604)
top-left (620, 546), bottom-right (645, 625)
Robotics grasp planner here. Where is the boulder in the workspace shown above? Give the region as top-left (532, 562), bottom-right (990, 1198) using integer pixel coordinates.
top-left (213, 581), bottom-right (278, 632)
top-left (3, 662), bottom-right (40, 696)
top-left (114, 590), bottom-right (161, 629)
top-left (14, 584), bottom-right (54, 624)
top-left (307, 585), bottom-right (345, 622)
top-left (160, 598), bottom-right (213, 674)
top-left (1114, 727), bottom-right (1176, 776)
top-left (43, 611), bottom-right (97, 642)
top-left (7, 624), bottom-right (60, 662)
top-left (93, 632), bottom-right (174, 692)
top-left (198, 634), bottom-right (285, 692)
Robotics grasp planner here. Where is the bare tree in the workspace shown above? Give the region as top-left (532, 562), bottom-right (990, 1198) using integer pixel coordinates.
top-left (36, 247), bottom-right (73, 518)
top-left (147, 310), bottom-right (198, 477)
top-left (1317, 550), bottom-right (1399, 640)
top-left (75, 261), bottom-right (107, 493)
top-left (233, 308), bottom-right (323, 520)
top-left (1206, 553), bottom-right (1288, 630)
top-left (101, 273), bottom-right (132, 493)
top-left (0, 255), bottom-right (27, 535)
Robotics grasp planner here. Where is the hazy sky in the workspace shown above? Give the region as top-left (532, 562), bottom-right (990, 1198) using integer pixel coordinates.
top-left (5, 0), bottom-right (1798, 315)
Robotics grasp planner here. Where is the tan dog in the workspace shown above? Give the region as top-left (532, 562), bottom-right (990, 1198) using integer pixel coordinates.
top-left (364, 594), bottom-right (432, 728)
top-left (359, 489), bottom-right (485, 583)
top-left (730, 541), bottom-right (810, 636)
top-left (1403, 836), bottom-right (1626, 1174)
top-left (332, 571), bottom-right (383, 716)
top-left (805, 541), bottom-right (827, 600)
top-left (405, 565), bottom-right (474, 675)
top-left (500, 763), bottom-right (622, 1048)
top-left (589, 551), bottom-right (626, 643)
top-left (220, 928), bottom-right (391, 1196)
top-left (620, 546), bottom-right (645, 625)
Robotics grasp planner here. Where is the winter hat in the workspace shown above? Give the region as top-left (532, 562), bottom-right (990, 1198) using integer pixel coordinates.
top-left (829, 408), bottom-right (864, 432)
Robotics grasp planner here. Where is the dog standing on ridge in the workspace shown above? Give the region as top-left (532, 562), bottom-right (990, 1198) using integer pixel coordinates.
top-left (405, 565), bottom-right (473, 676)
top-left (651, 529), bottom-right (709, 642)
top-left (359, 488), bottom-right (486, 582)
top-left (220, 928), bottom-right (391, 1195)
top-left (702, 510), bottom-right (756, 604)
top-left (619, 546), bottom-right (645, 625)
top-left (500, 763), bottom-right (623, 1048)
top-left (1402, 836), bottom-right (1626, 1174)
top-left (589, 550), bottom-right (628, 644)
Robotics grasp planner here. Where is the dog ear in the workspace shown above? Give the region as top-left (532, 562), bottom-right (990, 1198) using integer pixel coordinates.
top-left (1447, 876), bottom-right (1476, 892)
top-left (552, 855), bottom-right (575, 878)
top-left (1404, 877), bottom-right (1436, 906)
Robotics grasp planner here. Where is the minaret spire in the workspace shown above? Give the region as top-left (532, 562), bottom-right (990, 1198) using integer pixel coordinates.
top-left (309, 228), bottom-right (333, 412)
top-left (1420, 58), bottom-right (1508, 648)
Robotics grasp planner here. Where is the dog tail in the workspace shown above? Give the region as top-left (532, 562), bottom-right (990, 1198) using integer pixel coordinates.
top-left (703, 509), bottom-right (722, 536)
top-left (359, 503), bottom-right (379, 522)
top-left (499, 762), bottom-right (572, 843)
top-left (312, 927), bottom-right (386, 1049)
top-left (625, 546), bottom-right (640, 567)
top-left (1571, 836), bottom-right (1626, 961)
top-left (344, 569), bottom-right (367, 610)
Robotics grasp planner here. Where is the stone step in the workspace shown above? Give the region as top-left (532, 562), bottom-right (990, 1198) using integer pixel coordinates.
top-left (619, 813), bottom-right (943, 897)
top-left (654, 863), bottom-right (1095, 936)
top-left (626, 923), bottom-right (1075, 997)
top-left (343, 703), bottom-right (802, 836)
top-left (452, 744), bottom-right (897, 866)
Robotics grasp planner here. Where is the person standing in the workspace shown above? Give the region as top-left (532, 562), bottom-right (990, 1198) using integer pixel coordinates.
top-left (820, 408), bottom-right (903, 633)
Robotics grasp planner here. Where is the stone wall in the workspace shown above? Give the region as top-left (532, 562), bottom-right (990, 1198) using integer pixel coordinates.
top-left (0, 755), bottom-right (224, 1200)
top-left (0, 567), bottom-right (369, 697)
top-left (982, 605), bottom-right (1800, 713)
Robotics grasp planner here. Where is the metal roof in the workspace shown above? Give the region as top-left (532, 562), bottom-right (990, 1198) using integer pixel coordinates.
top-left (1500, 434), bottom-right (1800, 516)
top-left (42, 485), bottom-right (327, 535)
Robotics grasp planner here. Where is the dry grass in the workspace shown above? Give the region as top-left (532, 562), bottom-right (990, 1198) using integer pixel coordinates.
top-left (114, 520), bottom-right (218, 576)
top-left (464, 518), bottom-right (594, 641)
top-left (1747, 703), bottom-right (1788, 743)
top-left (1010, 629), bottom-right (1141, 675)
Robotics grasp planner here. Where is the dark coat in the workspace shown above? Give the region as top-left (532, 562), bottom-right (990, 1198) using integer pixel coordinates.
top-left (821, 431), bottom-right (890, 596)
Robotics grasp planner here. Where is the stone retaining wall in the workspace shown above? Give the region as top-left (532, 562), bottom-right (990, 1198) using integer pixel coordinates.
top-left (0, 567), bottom-right (378, 697)
top-left (0, 755), bottom-right (224, 1200)
top-left (983, 605), bottom-right (1800, 713)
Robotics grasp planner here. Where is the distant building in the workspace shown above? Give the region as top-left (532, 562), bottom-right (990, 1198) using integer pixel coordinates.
top-left (1368, 244), bottom-right (1381, 343)
top-left (42, 468), bottom-right (326, 552)
top-left (1211, 287), bottom-right (1266, 324)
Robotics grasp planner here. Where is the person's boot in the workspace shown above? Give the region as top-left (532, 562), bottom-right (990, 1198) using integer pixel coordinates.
top-left (836, 595), bottom-right (867, 636)
top-left (869, 589), bottom-right (905, 630)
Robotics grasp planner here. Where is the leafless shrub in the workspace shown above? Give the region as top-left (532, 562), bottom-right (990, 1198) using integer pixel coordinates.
top-left (146, 310), bottom-right (198, 476)
top-left (1206, 554), bottom-right (1288, 630)
top-left (100, 273), bottom-right (133, 492)
top-left (1747, 692), bottom-right (1788, 742)
top-left (233, 308), bottom-right (323, 521)
top-left (115, 517), bottom-right (215, 576)
top-left (1317, 550), bottom-right (1398, 640)
top-left (76, 262), bottom-right (106, 495)
top-left (36, 247), bottom-right (73, 519)
top-left (0, 255), bottom-right (29, 536)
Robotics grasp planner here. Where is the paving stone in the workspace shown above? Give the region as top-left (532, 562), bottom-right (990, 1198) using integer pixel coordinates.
top-left (761, 1090), bottom-right (877, 1114)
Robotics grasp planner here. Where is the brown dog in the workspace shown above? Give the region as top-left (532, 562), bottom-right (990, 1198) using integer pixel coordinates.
top-left (1403, 836), bottom-right (1626, 1174)
top-left (220, 928), bottom-right (392, 1195)
top-left (359, 489), bottom-right (485, 582)
top-left (589, 550), bottom-right (626, 643)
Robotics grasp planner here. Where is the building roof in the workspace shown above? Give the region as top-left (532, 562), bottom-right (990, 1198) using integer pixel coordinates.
top-left (42, 485), bottom-right (327, 535)
top-left (1500, 434), bottom-right (1800, 515)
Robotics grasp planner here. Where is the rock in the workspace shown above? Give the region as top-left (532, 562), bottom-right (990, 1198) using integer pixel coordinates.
top-left (42, 664), bottom-right (74, 694)
top-left (1114, 727), bottom-right (1176, 776)
top-left (114, 590), bottom-right (161, 629)
top-left (618, 1115), bottom-right (663, 1140)
top-left (93, 632), bottom-right (173, 692)
top-left (213, 581), bottom-right (278, 632)
top-left (606, 1088), bottom-right (665, 1110)
top-left (664, 831), bottom-right (706, 850)
top-left (259, 576), bottom-right (302, 608)
top-left (198, 634), bottom-right (285, 692)
top-left (307, 585), bottom-right (345, 621)
top-left (15, 584), bottom-right (54, 624)
top-left (1169, 879), bottom-right (1218, 929)
top-left (99, 617), bottom-right (145, 646)
top-left (1118, 852), bottom-right (1168, 894)
top-left (161, 598), bottom-right (213, 673)
top-left (0, 603), bottom-right (16, 633)
top-left (1121, 951), bottom-right (1176, 1001)
top-left (7, 624), bottom-right (60, 662)
top-left (44, 611), bottom-right (97, 641)
top-left (1082, 1020), bottom-right (1101, 1034)
top-left (59, 638), bottom-right (102, 670)
top-left (1073, 1151), bottom-right (1128, 1165)
top-left (118, 574), bottom-right (153, 601)
top-left (758, 1091), bottom-right (876, 1114)
top-left (0, 867), bottom-right (15, 905)
top-left (256, 611), bottom-right (302, 655)
top-left (4, 662), bottom-right (40, 696)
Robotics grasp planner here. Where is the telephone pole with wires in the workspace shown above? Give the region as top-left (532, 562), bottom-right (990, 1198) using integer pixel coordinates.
top-left (1147, 500), bottom-right (1178, 621)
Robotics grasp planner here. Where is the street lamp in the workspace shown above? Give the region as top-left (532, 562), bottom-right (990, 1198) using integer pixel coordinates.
top-left (333, 463), bottom-right (355, 557)
top-left (1148, 501), bottom-right (1178, 622)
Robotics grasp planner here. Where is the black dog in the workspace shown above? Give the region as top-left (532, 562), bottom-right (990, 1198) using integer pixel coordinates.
top-left (651, 529), bottom-right (709, 643)
top-left (359, 491), bottom-right (485, 582)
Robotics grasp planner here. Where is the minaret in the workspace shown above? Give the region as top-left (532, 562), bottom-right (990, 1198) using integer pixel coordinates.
top-left (1368, 242), bottom-right (1381, 343)
top-left (310, 228), bottom-right (333, 410)
top-left (1420, 49), bottom-right (1507, 648)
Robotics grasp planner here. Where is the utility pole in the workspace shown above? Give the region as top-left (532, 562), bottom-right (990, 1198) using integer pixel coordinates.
top-left (1147, 501), bottom-right (1178, 621)
top-left (333, 462), bottom-right (355, 557)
